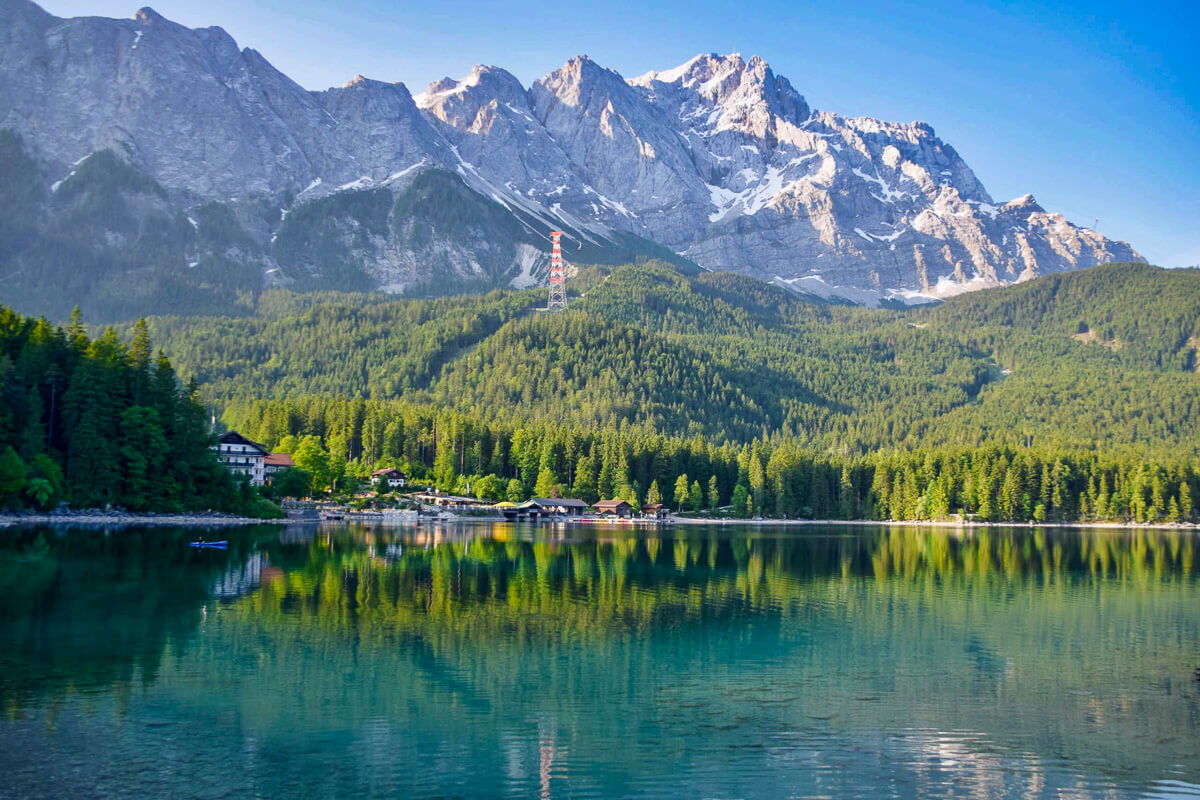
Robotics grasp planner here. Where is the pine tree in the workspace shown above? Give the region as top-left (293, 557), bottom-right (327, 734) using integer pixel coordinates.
top-left (672, 473), bottom-right (689, 509)
top-left (129, 319), bottom-right (153, 404)
top-left (534, 467), bottom-right (559, 498)
top-left (117, 406), bottom-right (168, 510)
top-left (838, 466), bottom-right (856, 519)
top-left (572, 455), bottom-right (597, 503)
top-left (1167, 496), bottom-right (1181, 522)
top-left (999, 467), bottom-right (1021, 520)
top-left (731, 483), bottom-right (749, 518)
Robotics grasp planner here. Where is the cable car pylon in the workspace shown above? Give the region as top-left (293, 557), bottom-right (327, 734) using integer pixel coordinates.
top-left (546, 231), bottom-right (567, 311)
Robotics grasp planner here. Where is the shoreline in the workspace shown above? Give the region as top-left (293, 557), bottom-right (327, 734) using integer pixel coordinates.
top-left (672, 516), bottom-right (1200, 531)
top-left (3, 512), bottom-right (1196, 532)
top-left (0, 512), bottom-right (277, 528)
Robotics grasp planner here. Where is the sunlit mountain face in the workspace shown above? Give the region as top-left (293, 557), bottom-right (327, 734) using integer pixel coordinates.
top-left (0, 1), bottom-right (1140, 319)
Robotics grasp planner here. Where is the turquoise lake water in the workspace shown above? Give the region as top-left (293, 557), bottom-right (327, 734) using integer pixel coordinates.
top-left (1, 522), bottom-right (1198, 798)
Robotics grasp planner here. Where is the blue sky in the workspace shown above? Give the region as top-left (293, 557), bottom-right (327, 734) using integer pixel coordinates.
top-left (42, 0), bottom-right (1200, 266)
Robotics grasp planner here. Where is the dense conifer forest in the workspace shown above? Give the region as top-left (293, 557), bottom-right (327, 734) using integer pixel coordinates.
top-left (0, 307), bottom-right (280, 515)
top-left (219, 394), bottom-right (1197, 523)
top-left (147, 261), bottom-right (1200, 453)
top-left (4, 261), bottom-right (1197, 522)
top-left (181, 261), bottom-right (1200, 523)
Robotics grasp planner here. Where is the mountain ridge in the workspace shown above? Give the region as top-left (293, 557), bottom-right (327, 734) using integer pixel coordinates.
top-left (0, 0), bottom-right (1143, 318)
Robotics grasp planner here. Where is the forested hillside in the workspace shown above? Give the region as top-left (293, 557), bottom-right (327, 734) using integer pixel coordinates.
top-left (916, 262), bottom-right (1200, 372)
top-left (905, 263), bottom-right (1200, 452)
top-left (6, 261), bottom-right (1196, 522)
top-left (145, 261), bottom-right (1200, 456)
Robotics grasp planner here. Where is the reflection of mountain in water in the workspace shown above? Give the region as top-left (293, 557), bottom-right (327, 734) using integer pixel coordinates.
top-left (1, 523), bottom-right (1197, 798)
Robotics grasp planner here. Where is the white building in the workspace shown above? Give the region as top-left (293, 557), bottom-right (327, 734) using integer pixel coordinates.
top-left (371, 468), bottom-right (408, 489)
top-left (215, 431), bottom-right (268, 486)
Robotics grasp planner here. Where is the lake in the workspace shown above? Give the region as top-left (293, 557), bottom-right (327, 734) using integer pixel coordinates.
top-left (1, 522), bottom-right (1197, 799)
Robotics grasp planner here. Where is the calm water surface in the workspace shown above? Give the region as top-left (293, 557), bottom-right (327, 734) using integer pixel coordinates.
top-left (1, 522), bottom-right (1198, 799)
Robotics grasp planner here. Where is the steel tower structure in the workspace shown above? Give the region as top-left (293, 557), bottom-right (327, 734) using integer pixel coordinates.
top-left (546, 231), bottom-right (567, 311)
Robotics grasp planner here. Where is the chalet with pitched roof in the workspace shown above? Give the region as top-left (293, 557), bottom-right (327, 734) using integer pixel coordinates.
top-left (214, 431), bottom-right (268, 486)
top-left (372, 468), bottom-right (408, 489)
top-left (641, 503), bottom-right (668, 520)
top-left (593, 499), bottom-right (634, 518)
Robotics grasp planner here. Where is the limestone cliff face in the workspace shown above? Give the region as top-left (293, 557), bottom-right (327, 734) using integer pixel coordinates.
top-left (0, 0), bottom-right (1142, 310)
top-left (0, 0), bottom-right (449, 197)
top-left (520, 53), bottom-right (1139, 297)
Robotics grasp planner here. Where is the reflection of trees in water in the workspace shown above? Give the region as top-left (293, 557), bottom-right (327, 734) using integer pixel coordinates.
top-left (2, 524), bottom-right (1198, 788)
top-left (226, 525), bottom-right (1200, 784)
top-left (0, 524), bottom-right (282, 714)
top-left (246, 526), bottom-right (1199, 629)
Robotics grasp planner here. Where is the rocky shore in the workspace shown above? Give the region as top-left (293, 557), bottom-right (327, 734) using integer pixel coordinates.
top-left (0, 509), bottom-right (277, 528)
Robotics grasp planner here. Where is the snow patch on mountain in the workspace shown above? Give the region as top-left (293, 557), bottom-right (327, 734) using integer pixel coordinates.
top-left (509, 243), bottom-right (545, 289)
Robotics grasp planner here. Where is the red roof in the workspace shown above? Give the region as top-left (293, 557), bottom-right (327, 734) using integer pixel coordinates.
top-left (264, 453), bottom-right (296, 468)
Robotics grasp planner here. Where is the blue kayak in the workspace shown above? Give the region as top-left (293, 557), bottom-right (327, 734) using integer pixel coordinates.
top-left (190, 541), bottom-right (228, 549)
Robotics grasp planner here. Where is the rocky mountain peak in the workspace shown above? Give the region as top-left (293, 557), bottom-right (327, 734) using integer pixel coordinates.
top-left (134, 6), bottom-right (164, 24)
top-left (2, 0), bottom-right (54, 39)
top-left (629, 53), bottom-right (810, 143)
top-left (0, 1), bottom-right (1144, 308)
top-left (424, 77), bottom-right (458, 95)
top-left (534, 55), bottom-right (635, 110)
top-left (2, 0), bottom-right (45, 14)
top-left (416, 64), bottom-right (526, 112)
top-left (1005, 193), bottom-right (1044, 212)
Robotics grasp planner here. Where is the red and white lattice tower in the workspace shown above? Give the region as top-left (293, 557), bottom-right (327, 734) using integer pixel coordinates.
top-left (546, 231), bottom-right (567, 311)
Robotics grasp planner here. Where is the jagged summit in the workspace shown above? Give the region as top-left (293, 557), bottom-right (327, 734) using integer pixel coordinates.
top-left (415, 64), bottom-right (526, 110)
top-left (631, 52), bottom-right (811, 126)
top-left (0, 0), bottom-right (1143, 308)
top-left (336, 74), bottom-right (408, 92)
top-left (3, 0), bottom-right (54, 28)
top-left (533, 55), bottom-right (639, 109)
top-left (1005, 193), bottom-right (1043, 211)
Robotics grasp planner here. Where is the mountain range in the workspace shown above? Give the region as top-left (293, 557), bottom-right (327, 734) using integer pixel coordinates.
top-left (0, 0), bottom-right (1142, 319)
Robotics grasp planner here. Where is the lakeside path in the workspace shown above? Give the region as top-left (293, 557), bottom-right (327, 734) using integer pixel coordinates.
top-left (673, 516), bottom-right (1200, 531)
top-left (0, 512), bottom-right (278, 528)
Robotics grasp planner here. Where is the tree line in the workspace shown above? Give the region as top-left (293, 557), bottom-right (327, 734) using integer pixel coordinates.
top-left (0, 305), bottom-right (280, 515)
top-left (224, 395), bottom-right (1198, 523)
